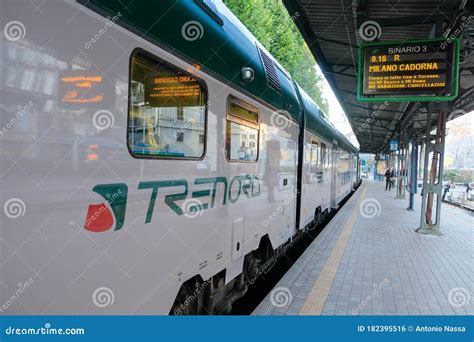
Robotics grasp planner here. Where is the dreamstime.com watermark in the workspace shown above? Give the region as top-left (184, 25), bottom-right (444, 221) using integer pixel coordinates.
top-left (92, 287), bottom-right (115, 308)
top-left (92, 109), bottom-right (115, 131)
top-left (262, 192), bottom-right (296, 227)
top-left (85, 188), bottom-right (124, 229)
top-left (359, 198), bottom-right (382, 219)
top-left (3, 197), bottom-right (26, 219)
top-left (181, 198), bottom-right (205, 219)
top-left (351, 278), bottom-right (390, 315)
top-left (359, 20), bottom-right (381, 41)
top-left (181, 21), bottom-right (204, 41)
top-left (270, 287), bottom-right (293, 308)
top-left (0, 278), bottom-right (34, 313)
top-left (448, 287), bottom-right (470, 308)
top-left (3, 20), bottom-right (26, 42)
top-left (173, 281), bottom-right (209, 315)
top-left (356, 101), bottom-right (388, 134)
top-left (289, 11), bottom-right (300, 22)
top-left (441, 15), bottom-right (474, 49)
top-left (270, 110), bottom-right (292, 130)
top-left (84, 12), bottom-right (122, 49)
top-left (4, 323), bottom-right (85, 336)
top-left (0, 101), bottom-right (34, 136)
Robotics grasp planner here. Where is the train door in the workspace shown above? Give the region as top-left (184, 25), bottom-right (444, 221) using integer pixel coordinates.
top-left (330, 144), bottom-right (337, 209)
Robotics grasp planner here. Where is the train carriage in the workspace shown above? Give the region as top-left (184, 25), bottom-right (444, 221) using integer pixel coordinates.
top-left (0, 0), bottom-right (358, 315)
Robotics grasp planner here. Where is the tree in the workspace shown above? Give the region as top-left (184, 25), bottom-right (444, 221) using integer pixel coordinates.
top-left (445, 113), bottom-right (474, 169)
top-left (224, 0), bottom-right (329, 113)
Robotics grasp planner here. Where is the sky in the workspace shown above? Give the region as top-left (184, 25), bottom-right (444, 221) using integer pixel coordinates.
top-left (314, 64), bottom-right (360, 149)
top-left (445, 110), bottom-right (474, 169)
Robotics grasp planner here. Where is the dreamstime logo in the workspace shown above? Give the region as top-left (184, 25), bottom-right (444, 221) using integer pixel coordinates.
top-left (448, 287), bottom-right (470, 308)
top-left (3, 21), bottom-right (26, 42)
top-left (270, 287), bottom-right (293, 308)
top-left (359, 198), bottom-right (381, 218)
top-left (181, 198), bottom-right (204, 219)
top-left (359, 20), bottom-right (381, 41)
top-left (447, 109), bottom-right (466, 121)
top-left (92, 110), bottom-right (115, 131)
top-left (3, 198), bottom-right (26, 219)
top-left (270, 110), bottom-right (292, 129)
top-left (92, 287), bottom-right (115, 308)
top-left (181, 21), bottom-right (204, 41)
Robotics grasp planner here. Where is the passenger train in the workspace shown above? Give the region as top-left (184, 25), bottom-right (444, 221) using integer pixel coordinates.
top-left (0, 0), bottom-right (359, 314)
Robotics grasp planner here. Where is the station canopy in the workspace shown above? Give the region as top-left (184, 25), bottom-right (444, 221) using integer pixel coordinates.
top-left (283, 0), bottom-right (474, 153)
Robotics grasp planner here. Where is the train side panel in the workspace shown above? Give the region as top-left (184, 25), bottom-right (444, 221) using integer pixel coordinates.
top-left (335, 149), bottom-right (353, 205)
top-left (0, 1), bottom-right (299, 314)
top-left (298, 130), bottom-right (332, 229)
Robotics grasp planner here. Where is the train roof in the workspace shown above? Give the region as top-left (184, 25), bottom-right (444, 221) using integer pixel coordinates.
top-left (84, 0), bottom-right (357, 153)
top-left (83, 0), bottom-right (300, 123)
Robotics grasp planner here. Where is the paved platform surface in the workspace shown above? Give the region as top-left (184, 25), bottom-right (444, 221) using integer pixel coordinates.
top-left (253, 180), bottom-right (474, 315)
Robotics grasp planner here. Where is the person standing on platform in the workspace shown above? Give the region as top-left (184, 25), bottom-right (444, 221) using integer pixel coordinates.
top-left (385, 168), bottom-right (391, 191)
top-left (389, 169), bottom-right (396, 190)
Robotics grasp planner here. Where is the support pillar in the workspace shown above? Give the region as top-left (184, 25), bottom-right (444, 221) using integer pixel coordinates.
top-left (407, 140), bottom-right (418, 211)
top-left (416, 104), bottom-right (447, 235)
top-left (396, 131), bottom-right (407, 199)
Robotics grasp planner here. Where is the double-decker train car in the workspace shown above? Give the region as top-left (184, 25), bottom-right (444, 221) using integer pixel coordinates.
top-left (296, 86), bottom-right (358, 231)
top-left (0, 0), bottom-right (358, 314)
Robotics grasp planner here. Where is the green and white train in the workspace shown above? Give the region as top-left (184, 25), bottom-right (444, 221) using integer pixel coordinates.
top-left (0, 0), bottom-right (359, 314)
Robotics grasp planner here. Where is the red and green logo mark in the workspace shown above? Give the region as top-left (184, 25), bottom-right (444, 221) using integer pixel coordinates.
top-left (84, 175), bottom-right (261, 233)
top-left (84, 183), bottom-right (128, 233)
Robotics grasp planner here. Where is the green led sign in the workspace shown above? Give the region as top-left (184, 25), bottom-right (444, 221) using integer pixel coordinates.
top-left (357, 38), bottom-right (460, 102)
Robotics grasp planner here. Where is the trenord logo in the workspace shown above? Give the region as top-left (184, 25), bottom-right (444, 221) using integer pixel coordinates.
top-left (84, 184), bottom-right (128, 233)
top-left (84, 175), bottom-right (260, 233)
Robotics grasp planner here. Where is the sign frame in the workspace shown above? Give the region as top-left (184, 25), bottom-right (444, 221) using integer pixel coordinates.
top-left (357, 38), bottom-right (460, 102)
top-left (389, 139), bottom-right (399, 151)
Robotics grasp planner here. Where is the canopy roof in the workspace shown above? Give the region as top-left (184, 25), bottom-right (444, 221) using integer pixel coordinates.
top-left (283, 0), bottom-right (474, 153)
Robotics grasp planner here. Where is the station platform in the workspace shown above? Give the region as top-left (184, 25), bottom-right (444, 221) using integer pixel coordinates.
top-left (253, 180), bottom-right (474, 315)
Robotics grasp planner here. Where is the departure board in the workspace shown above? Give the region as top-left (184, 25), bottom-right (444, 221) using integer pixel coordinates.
top-left (358, 39), bottom-right (459, 102)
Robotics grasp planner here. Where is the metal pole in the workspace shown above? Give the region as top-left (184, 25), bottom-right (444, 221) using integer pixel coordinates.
top-left (416, 105), bottom-right (446, 234)
top-left (408, 140), bottom-right (418, 211)
top-left (374, 159), bottom-right (378, 181)
top-left (396, 132), bottom-right (406, 199)
top-left (425, 114), bottom-right (442, 224)
top-left (419, 140), bottom-right (424, 178)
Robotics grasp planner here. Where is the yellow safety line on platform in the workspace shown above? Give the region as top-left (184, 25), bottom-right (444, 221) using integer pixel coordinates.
top-left (299, 184), bottom-right (367, 315)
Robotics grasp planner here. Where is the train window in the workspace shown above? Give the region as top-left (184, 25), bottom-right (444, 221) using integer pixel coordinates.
top-left (128, 50), bottom-right (207, 159)
top-left (321, 143), bottom-right (327, 166)
top-left (226, 96), bottom-right (259, 161)
top-left (310, 141), bottom-right (318, 166)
